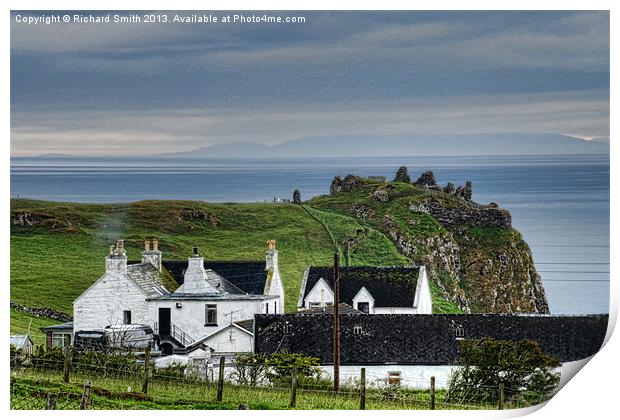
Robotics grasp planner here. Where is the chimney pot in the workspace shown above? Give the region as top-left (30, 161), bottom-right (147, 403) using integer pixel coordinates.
top-left (193, 244), bottom-right (199, 256)
top-left (153, 239), bottom-right (159, 252)
top-left (144, 240), bottom-right (150, 252)
top-left (116, 239), bottom-right (124, 252)
top-left (109, 244), bottom-right (115, 256)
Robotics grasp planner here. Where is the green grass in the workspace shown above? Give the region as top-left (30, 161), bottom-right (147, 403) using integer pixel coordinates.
top-left (10, 199), bottom-right (413, 326)
top-left (9, 310), bottom-right (58, 345)
top-left (11, 370), bottom-right (487, 410)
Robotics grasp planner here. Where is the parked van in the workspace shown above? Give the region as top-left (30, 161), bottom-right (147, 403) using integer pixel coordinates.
top-left (103, 324), bottom-right (157, 350)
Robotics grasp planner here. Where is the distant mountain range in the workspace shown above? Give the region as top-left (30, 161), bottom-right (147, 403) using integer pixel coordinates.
top-left (166, 133), bottom-right (609, 158)
top-left (17, 133), bottom-right (609, 159)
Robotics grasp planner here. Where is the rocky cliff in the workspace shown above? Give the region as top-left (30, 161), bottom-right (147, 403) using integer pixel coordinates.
top-left (311, 169), bottom-right (549, 314)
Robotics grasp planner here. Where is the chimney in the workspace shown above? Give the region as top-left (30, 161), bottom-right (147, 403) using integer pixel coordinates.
top-left (106, 239), bottom-right (127, 274)
top-left (141, 238), bottom-right (162, 271)
top-left (264, 240), bottom-right (285, 313)
top-left (180, 245), bottom-right (219, 295)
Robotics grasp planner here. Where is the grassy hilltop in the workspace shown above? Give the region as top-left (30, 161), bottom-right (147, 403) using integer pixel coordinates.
top-left (10, 198), bottom-right (418, 343)
top-left (10, 175), bottom-right (548, 344)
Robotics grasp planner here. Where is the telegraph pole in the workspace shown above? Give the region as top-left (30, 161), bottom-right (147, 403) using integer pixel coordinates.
top-left (333, 252), bottom-right (341, 393)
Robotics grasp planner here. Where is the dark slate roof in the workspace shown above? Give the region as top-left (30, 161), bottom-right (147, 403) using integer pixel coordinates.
top-left (127, 263), bottom-right (170, 298)
top-left (162, 261), bottom-right (267, 295)
top-left (234, 319), bottom-right (255, 334)
top-left (40, 321), bottom-right (74, 332)
top-left (303, 266), bottom-right (420, 307)
top-left (254, 314), bottom-right (609, 365)
top-left (298, 303), bottom-right (363, 315)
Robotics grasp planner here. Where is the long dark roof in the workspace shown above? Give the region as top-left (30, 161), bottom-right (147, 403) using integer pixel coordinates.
top-left (302, 266), bottom-right (420, 307)
top-left (254, 314), bottom-right (608, 365)
top-left (162, 261), bottom-right (268, 295)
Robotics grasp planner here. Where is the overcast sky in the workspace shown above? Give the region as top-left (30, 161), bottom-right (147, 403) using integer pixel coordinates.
top-left (10, 11), bottom-right (609, 156)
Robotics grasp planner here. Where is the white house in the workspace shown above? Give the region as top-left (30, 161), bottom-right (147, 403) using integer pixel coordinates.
top-left (73, 239), bottom-right (284, 355)
top-left (297, 266), bottom-right (432, 314)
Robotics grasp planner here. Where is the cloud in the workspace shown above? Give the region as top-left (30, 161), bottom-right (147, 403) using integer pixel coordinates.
top-left (10, 90), bottom-right (609, 156)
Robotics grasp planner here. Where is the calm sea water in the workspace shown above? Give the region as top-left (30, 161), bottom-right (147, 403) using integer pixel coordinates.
top-left (10, 154), bottom-right (610, 315)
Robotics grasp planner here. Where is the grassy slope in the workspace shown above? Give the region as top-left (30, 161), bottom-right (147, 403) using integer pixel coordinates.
top-left (10, 310), bottom-right (58, 344)
top-left (11, 199), bottom-right (413, 344)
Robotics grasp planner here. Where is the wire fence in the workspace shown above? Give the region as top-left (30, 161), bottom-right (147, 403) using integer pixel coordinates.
top-left (9, 350), bottom-right (554, 410)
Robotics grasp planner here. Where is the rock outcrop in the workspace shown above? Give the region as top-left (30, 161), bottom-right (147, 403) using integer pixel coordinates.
top-left (393, 166), bottom-right (411, 183)
top-left (311, 171), bottom-right (550, 314)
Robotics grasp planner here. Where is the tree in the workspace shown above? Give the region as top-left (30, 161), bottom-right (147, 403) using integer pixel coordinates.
top-left (447, 338), bottom-right (560, 405)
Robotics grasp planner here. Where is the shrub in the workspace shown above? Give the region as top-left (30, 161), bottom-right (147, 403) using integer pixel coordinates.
top-left (447, 338), bottom-right (560, 405)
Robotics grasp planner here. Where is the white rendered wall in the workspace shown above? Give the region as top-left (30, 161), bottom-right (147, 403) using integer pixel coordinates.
top-left (202, 326), bottom-right (254, 353)
top-left (317, 360), bottom-right (579, 391)
top-left (73, 272), bottom-right (150, 332)
top-left (352, 287), bottom-right (375, 313)
top-left (150, 297), bottom-right (277, 343)
top-left (318, 365), bottom-right (456, 389)
top-left (413, 267), bottom-right (433, 314)
top-left (373, 307), bottom-right (418, 314)
top-left (265, 250), bottom-right (285, 314)
top-left (303, 278), bottom-right (334, 308)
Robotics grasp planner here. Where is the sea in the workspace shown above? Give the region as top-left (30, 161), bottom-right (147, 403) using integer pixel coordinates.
top-left (10, 154), bottom-right (610, 315)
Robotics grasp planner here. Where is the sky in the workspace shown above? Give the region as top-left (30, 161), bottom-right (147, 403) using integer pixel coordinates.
top-left (10, 10), bottom-right (610, 156)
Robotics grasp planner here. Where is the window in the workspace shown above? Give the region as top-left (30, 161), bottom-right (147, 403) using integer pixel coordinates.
top-left (309, 302), bottom-right (321, 308)
top-left (353, 325), bottom-right (363, 334)
top-left (387, 371), bottom-right (401, 386)
top-left (51, 333), bottom-right (71, 348)
top-left (205, 304), bottom-right (217, 326)
top-left (123, 310), bottom-right (132, 325)
top-left (357, 302), bottom-right (370, 313)
top-left (455, 325), bottom-right (464, 338)
top-left (265, 303), bottom-right (269, 314)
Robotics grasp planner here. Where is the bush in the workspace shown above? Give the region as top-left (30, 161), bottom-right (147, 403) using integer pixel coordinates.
top-left (230, 353), bottom-right (269, 386)
top-left (447, 338), bottom-right (560, 405)
top-left (231, 352), bottom-right (321, 387)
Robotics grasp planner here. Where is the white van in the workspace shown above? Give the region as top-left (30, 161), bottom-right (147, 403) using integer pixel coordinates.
top-left (103, 324), bottom-right (156, 350)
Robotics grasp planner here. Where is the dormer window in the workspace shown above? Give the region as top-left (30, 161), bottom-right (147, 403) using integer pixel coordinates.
top-left (283, 324), bottom-right (292, 334)
top-left (353, 325), bottom-right (363, 334)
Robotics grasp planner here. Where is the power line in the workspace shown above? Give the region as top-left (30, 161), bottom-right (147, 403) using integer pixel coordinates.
top-left (536, 262), bottom-right (609, 265)
top-left (539, 270), bottom-right (609, 274)
top-left (542, 279), bottom-right (609, 282)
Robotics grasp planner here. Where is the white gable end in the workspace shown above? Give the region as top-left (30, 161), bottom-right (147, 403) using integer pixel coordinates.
top-left (73, 271), bottom-right (150, 332)
top-left (352, 287), bottom-right (375, 313)
top-left (304, 277), bottom-right (334, 308)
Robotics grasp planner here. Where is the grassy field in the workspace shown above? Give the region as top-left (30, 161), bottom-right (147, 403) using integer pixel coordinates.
top-left (11, 370), bottom-right (481, 410)
top-left (11, 199), bottom-right (416, 344)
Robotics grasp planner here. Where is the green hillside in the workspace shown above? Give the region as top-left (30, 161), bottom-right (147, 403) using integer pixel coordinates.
top-left (10, 199), bottom-right (418, 343)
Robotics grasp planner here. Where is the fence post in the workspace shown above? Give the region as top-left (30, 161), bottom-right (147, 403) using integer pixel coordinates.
top-left (216, 356), bottom-right (225, 402)
top-left (80, 380), bottom-right (92, 410)
top-left (430, 376), bottom-right (436, 410)
top-left (359, 368), bottom-right (366, 410)
top-left (63, 347), bottom-right (72, 383)
top-left (498, 382), bottom-right (504, 410)
top-left (46, 393), bottom-right (58, 410)
top-left (290, 367), bottom-right (298, 408)
top-left (142, 347), bottom-right (150, 394)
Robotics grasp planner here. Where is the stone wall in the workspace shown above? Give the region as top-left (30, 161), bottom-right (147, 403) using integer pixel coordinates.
top-left (10, 302), bottom-right (72, 322)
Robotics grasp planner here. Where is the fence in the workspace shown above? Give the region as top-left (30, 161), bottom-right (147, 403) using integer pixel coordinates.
top-left (9, 350), bottom-right (553, 410)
